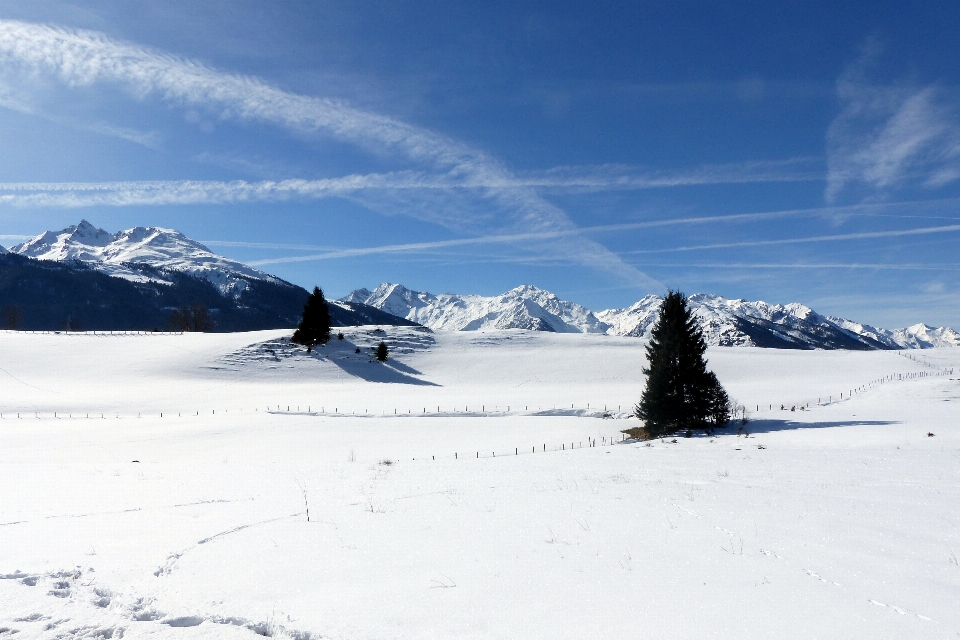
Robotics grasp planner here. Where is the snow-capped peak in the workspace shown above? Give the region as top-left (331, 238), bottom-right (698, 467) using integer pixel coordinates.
top-left (14, 219), bottom-right (115, 262)
top-left (888, 323), bottom-right (960, 349)
top-left (343, 283), bottom-right (607, 333)
top-left (11, 221), bottom-right (282, 297)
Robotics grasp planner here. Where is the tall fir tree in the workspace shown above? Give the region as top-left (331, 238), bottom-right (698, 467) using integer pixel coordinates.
top-left (633, 290), bottom-right (728, 437)
top-left (292, 286), bottom-right (332, 348)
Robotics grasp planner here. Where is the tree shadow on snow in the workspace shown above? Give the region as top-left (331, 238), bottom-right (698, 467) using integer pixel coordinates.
top-left (735, 418), bottom-right (899, 435)
top-left (381, 358), bottom-right (423, 376)
top-left (317, 341), bottom-right (439, 386)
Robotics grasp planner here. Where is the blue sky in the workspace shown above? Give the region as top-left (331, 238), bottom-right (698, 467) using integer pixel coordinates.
top-left (0, 1), bottom-right (958, 328)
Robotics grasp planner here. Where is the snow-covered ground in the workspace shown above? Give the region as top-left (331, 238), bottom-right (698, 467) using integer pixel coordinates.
top-left (1, 327), bottom-right (958, 639)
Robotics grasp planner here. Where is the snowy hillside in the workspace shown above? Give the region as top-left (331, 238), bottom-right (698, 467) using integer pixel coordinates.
top-left (11, 220), bottom-right (283, 298)
top-left (347, 283), bottom-right (960, 350)
top-left (0, 328), bottom-right (958, 639)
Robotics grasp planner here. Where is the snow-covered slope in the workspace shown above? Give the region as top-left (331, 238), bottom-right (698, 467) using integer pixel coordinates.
top-left (1, 329), bottom-right (959, 639)
top-left (347, 283), bottom-right (958, 350)
top-left (11, 220), bottom-right (284, 298)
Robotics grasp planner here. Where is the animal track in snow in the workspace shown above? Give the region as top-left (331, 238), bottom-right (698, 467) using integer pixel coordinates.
top-left (2, 566), bottom-right (319, 639)
top-left (672, 504), bottom-right (702, 519)
top-left (757, 550), bottom-right (936, 624)
top-left (868, 600), bottom-right (934, 623)
top-left (196, 513), bottom-right (298, 545)
top-left (153, 552), bottom-right (185, 577)
top-left (803, 569), bottom-right (841, 587)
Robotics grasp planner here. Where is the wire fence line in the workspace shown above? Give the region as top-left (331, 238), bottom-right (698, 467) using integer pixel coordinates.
top-left (0, 403), bottom-right (631, 421)
top-left (0, 361), bottom-right (953, 423)
top-left (1, 364), bottom-right (952, 465)
top-left (748, 364), bottom-right (955, 416)
top-left (0, 329), bottom-right (186, 336)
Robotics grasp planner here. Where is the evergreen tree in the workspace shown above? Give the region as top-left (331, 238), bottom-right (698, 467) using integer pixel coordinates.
top-left (375, 340), bottom-right (388, 362)
top-left (292, 286), bottom-right (332, 348)
top-left (706, 371), bottom-right (731, 429)
top-left (633, 291), bottom-right (727, 437)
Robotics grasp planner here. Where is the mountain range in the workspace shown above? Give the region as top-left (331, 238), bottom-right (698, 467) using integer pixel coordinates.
top-left (10, 219), bottom-right (283, 298)
top-left (0, 221), bottom-right (416, 331)
top-left (344, 283), bottom-right (960, 350)
top-left (1, 220), bottom-right (955, 348)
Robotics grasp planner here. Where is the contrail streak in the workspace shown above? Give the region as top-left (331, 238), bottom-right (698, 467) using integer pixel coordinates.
top-left (0, 19), bottom-right (656, 288)
top-left (246, 205), bottom-right (960, 265)
top-left (622, 224), bottom-right (960, 254)
top-left (632, 262), bottom-right (960, 271)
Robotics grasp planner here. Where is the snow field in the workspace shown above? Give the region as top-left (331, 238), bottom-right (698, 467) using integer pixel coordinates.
top-left (1, 328), bottom-right (959, 638)
top-left (0, 327), bottom-right (947, 417)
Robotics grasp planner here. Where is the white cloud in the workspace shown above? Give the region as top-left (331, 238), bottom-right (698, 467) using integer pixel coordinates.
top-left (0, 19), bottom-right (658, 288)
top-left (633, 262), bottom-right (960, 271)
top-left (242, 201), bottom-right (960, 265)
top-left (625, 223), bottom-right (960, 254)
top-left (826, 47), bottom-right (960, 202)
top-left (526, 158), bottom-right (821, 191)
top-left (199, 239), bottom-right (339, 251)
top-left (0, 158), bottom-right (821, 208)
top-left (83, 121), bottom-right (162, 148)
top-left (0, 73), bottom-right (161, 147)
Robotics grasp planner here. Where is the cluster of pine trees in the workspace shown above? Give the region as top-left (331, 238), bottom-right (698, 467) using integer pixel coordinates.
top-left (627, 291), bottom-right (731, 439)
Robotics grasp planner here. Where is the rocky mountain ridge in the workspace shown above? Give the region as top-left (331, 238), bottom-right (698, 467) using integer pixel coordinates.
top-left (10, 219), bottom-right (280, 298)
top-left (345, 283), bottom-right (960, 350)
top-left (0, 222), bottom-right (415, 331)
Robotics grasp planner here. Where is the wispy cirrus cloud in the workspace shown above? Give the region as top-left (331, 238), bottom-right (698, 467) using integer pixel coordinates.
top-left (199, 239), bottom-right (340, 251)
top-left (625, 223), bottom-right (960, 254)
top-left (0, 175), bottom-right (429, 207)
top-left (633, 262), bottom-right (960, 271)
top-left (524, 157), bottom-right (821, 191)
top-left (0, 74), bottom-right (161, 148)
top-left (0, 156), bottom-right (823, 208)
top-left (245, 201), bottom-right (960, 265)
top-left (826, 44), bottom-right (960, 202)
top-left (0, 19), bottom-right (657, 288)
